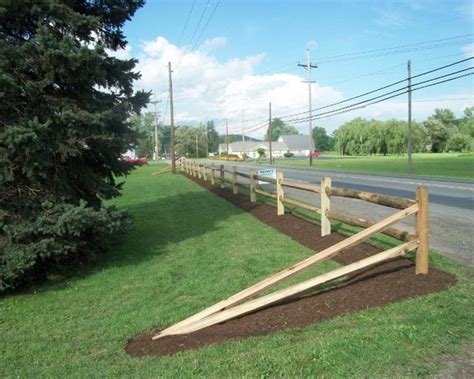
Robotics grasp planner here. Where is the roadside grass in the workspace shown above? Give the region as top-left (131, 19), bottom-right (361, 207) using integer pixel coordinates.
top-left (273, 152), bottom-right (474, 179)
top-left (1, 165), bottom-right (472, 377)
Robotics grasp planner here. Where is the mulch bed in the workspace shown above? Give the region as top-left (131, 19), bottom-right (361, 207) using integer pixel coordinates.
top-left (126, 173), bottom-right (456, 357)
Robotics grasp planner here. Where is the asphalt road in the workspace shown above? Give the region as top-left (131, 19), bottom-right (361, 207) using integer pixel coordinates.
top-left (201, 160), bottom-right (474, 266)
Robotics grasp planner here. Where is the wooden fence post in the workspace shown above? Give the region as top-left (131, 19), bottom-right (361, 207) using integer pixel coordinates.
top-left (211, 163), bottom-right (215, 185)
top-left (321, 177), bottom-right (332, 236)
top-left (250, 169), bottom-right (257, 202)
top-left (202, 164), bottom-right (207, 181)
top-left (276, 171), bottom-right (284, 216)
top-left (220, 164), bottom-right (225, 188)
top-left (197, 162), bottom-right (202, 179)
top-left (232, 166), bottom-right (238, 194)
top-left (416, 186), bottom-right (429, 274)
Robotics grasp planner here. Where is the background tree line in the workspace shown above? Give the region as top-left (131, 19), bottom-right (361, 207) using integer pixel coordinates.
top-left (130, 114), bottom-right (219, 158)
top-left (333, 107), bottom-right (473, 155)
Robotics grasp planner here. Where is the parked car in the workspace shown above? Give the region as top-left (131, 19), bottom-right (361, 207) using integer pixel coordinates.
top-left (122, 156), bottom-right (148, 165)
top-left (310, 151), bottom-right (321, 158)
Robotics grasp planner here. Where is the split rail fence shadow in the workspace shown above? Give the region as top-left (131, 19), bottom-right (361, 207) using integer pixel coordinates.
top-left (152, 158), bottom-right (430, 340)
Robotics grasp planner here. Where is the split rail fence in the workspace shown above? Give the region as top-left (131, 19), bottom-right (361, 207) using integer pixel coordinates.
top-left (153, 158), bottom-right (430, 340)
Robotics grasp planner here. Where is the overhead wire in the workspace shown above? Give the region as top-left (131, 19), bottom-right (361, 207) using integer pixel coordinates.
top-left (316, 34), bottom-right (473, 63)
top-left (277, 57), bottom-right (473, 121)
top-left (309, 72), bottom-right (474, 122)
top-left (190, 0), bottom-right (221, 52)
top-left (176, 0), bottom-right (197, 47)
top-left (286, 71), bottom-right (473, 124)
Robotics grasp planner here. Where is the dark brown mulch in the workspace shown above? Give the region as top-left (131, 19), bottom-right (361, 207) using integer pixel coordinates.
top-left (125, 174), bottom-right (456, 357)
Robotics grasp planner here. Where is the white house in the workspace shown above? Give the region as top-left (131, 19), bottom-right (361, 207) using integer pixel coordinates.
top-left (218, 134), bottom-right (313, 158)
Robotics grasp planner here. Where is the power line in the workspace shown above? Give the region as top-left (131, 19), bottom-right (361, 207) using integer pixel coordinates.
top-left (317, 40), bottom-right (473, 64)
top-left (316, 34), bottom-right (473, 63)
top-left (190, 0), bottom-right (221, 52)
top-left (316, 33), bottom-right (473, 61)
top-left (285, 68), bottom-right (473, 124)
top-left (176, 0), bottom-right (196, 47)
top-left (186, 0), bottom-right (210, 49)
top-left (288, 72), bottom-right (473, 124)
top-left (279, 57), bottom-right (473, 121)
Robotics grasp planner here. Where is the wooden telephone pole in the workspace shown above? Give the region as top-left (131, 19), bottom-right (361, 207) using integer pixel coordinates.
top-left (407, 60), bottom-right (413, 174)
top-left (168, 62), bottom-right (176, 174)
top-left (226, 120), bottom-right (229, 156)
top-left (298, 48), bottom-right (317, 166)
top-left (269, 102), bottom-right (273, 164)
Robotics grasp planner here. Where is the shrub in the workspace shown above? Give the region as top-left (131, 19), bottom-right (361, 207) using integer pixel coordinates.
top-left (446, 133), bottom-right (472, 152)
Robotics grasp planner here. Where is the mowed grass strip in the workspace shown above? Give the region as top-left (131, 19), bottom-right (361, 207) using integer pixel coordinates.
top-left (0, 164), bottom-right (472, 377)
top-left (274, 153), bottom-right (474, 179)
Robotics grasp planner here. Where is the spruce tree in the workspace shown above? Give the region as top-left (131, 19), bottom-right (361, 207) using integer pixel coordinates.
top-left (0, 0), bottom-right (149, 291)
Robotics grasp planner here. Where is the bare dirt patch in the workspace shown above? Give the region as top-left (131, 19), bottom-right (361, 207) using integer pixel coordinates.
top-left (126, 174), bottom-right (456, 357)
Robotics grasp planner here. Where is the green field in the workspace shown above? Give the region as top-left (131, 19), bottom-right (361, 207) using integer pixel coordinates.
top-left (1, 165), bottom-right (472, 377)
top-left (274, 153), bottom-right (474, 179)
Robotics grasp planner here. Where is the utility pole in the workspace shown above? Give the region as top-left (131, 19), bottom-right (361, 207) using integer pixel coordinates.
top-left (226, 120), bottom-right (229, 156)
top-left (407, 60), bottom-right (413, 175)
top-left (168, 61), bottom-right (176, 174)
top-left (196, 133), bottom-right (199, 158)
top-left (205, 123), bottom-right (209, 158)
top-left (150, 100), bottom-right (162, 160)
top-left (269, 102), bottom-right (273, 164)
top-left (298, 48), bottom-right (317, 166)
top-left (242, 110), bottom-right (246, 160)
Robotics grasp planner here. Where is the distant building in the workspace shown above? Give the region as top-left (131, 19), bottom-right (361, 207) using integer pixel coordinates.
top-left (218, 134), bottom-right (313, 158)
top-left (123, 149), bottom-right (136, 158)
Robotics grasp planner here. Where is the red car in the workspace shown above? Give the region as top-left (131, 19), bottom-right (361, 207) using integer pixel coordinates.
top-left (310, 151), bottom-right (321, 158)
top-left (122, 156), bottom-right (148, 165)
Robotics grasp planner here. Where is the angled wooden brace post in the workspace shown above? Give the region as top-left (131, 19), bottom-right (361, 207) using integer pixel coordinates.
top-left (157, 240), bottom-right (418, 337)
top-left (152, 203), bottom-right (419, 340)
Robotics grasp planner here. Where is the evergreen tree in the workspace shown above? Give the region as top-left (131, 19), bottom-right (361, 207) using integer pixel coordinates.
top-left (0, 0), bottom-right (149, 291)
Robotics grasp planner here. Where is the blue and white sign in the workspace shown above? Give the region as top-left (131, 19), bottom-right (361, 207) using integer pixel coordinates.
top-left (256, 168), bottom-right (276, 185)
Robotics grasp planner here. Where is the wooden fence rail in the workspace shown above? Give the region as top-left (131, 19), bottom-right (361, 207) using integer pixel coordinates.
top-left (154, 159), bottom-right (430, 340)
top-left (184, 159), bottom-right (423, 245)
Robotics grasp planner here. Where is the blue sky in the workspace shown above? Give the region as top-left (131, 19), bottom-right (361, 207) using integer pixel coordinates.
top-left (118, 0), bottom-right (474, 136)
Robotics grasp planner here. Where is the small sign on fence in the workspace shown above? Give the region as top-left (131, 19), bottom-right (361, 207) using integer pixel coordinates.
top-left (257, 168), bottom-right (276, 185)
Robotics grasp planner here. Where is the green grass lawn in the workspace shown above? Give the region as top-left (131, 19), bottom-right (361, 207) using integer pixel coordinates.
top-left (273, 153), bottom-right (474, 179)
top-left (1, 165), bottom-right (472, 377)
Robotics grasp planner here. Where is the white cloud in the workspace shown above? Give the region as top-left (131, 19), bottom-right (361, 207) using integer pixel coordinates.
top-left (462, 43), bottom-right (474, 58)
top-left (201, 37), bottom-right (228, 51)
top-left (133, 36), bottom-right (343, 137)
top-left (375, 9), bottom-right (407, 27)
top-left (129, 36), bottom-right (472, 139)
top-left (107, 45), bottom-right (132, 60)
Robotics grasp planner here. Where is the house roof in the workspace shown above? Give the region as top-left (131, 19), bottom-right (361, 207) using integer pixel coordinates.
top-left (278, 134), bottom-right (313, 150)
top-left (219, 141), bottom-right (288, 152)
